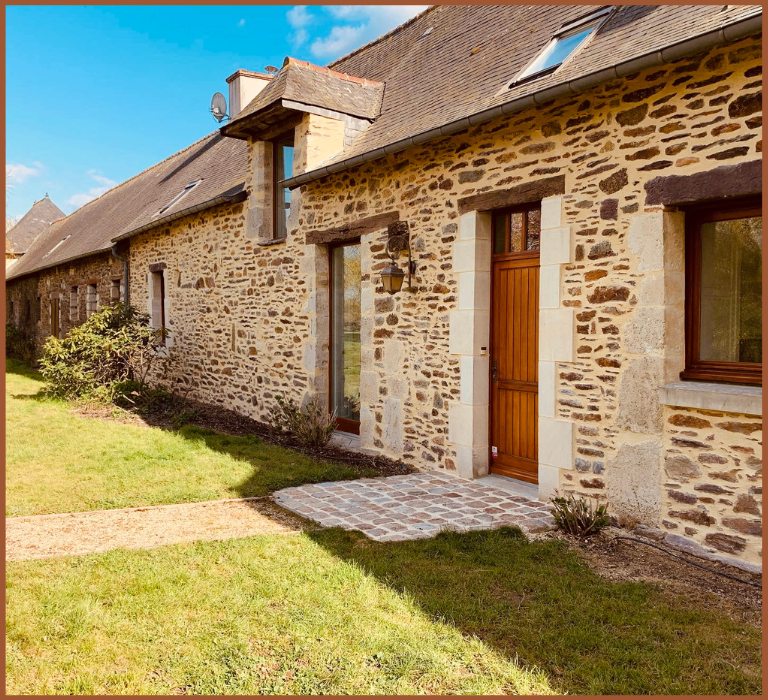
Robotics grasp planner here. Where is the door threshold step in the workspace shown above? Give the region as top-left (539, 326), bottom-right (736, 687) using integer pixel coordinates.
top-left (477, 474), bottom-right (541, 502)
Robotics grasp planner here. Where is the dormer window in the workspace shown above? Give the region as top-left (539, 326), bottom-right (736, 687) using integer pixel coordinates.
top-left (512, 7), bottom-right (611, 85)
top-left (157, 180), bottom-right (201, 216)
top-left (273, 133), bottom-right (294, 240)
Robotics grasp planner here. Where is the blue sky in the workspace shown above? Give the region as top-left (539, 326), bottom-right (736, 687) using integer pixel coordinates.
top-left (5, 5), bottom-right (427, 222)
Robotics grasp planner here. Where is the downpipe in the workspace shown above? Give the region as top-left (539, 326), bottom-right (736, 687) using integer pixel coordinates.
top-left (111, 244), bottom-right (130, 305)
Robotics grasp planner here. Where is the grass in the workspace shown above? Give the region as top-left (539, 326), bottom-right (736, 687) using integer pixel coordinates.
top-left (6, 528), bottom-right (761, 695)
top-left (5, 359), bottom-right (762, 694)
top-left (5, 359), bottom-right (364, 516)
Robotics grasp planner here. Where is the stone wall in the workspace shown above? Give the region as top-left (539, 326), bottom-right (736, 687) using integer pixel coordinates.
top-left (6, 251), bottom-right (124, 353)
top-left (662, 405), bottom-right (762, 566)
top-left (4, 31), bottom-right (762, 566)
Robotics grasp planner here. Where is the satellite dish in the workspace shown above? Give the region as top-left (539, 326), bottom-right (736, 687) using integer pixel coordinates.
top-left (264, 65), bottom-right (279, 73)
top-left (210, 92), bottom-right (228, 123)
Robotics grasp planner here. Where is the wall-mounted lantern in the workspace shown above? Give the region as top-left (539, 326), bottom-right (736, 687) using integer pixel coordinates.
top-left (381, 222), bottom-right (416, 295)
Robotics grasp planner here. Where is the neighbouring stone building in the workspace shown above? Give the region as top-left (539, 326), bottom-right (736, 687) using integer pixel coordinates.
top-left (5, 195), bottom-right (64, 269)
top-left (6, 6), bottom-right (763, 571)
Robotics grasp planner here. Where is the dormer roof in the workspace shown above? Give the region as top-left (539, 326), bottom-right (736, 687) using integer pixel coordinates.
top-left (222, 57), bottom-right (384, 139)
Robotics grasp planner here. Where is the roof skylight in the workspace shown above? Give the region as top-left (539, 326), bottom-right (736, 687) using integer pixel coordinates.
top-left (512, 7), bottom-right (612, 85)
top-left (157, 179), bottom-right (201, 216)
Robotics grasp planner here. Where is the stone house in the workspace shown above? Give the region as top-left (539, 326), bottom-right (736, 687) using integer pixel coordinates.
top-left (5, 5), bottom-right (763, 570)
top-left (5, 195), bottom-right (64, 269)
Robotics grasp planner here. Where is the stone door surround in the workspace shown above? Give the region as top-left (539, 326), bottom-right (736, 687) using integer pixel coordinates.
top-left (448, 177), bottom-right (574, 501)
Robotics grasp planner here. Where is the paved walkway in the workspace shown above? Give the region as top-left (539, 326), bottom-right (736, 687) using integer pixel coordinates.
top-left (6, 498), bottom-right (301, 561)
top-left (274, 472), bottom-right (555, 542)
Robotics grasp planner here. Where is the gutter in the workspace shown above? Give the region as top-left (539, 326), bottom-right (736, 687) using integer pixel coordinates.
top-left (110, 188), bottom-right (248, 243)
top-left (111, 245), bottom-right (130, 305)
top-left (281, 12), bottom-right (762, 190)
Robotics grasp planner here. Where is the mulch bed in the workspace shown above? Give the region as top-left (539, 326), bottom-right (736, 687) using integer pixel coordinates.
top-left (539, 527), bottom-right (762, 626)
top-left (76, 397), bottom-right (413, 478)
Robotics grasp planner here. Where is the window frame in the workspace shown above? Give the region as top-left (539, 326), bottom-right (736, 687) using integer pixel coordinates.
top-left (491, 202), bottom-right (542, 261)
top-left (510, 7), bottom-right (611, 86)
top-left (272, 132), bottom-right (295, 240)
top-left (682, 197), bottom-right (762, 386)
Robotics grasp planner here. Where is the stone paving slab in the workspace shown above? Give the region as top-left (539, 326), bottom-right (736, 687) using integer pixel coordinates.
top-left (274, 472), bottom-right (555, 542)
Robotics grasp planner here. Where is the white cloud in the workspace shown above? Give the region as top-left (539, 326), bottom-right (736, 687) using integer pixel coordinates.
top-left (287, 6), bottom-right (313, 48)
top-left (310, 24), bottom-right (366, 59)
top-left (294, 5), bottom-right (429, 60)
top-left (287, 5), bottom-right (312, 28)
top-left (68, 170), bottom-right (118, 209)
top-left (6, 161), bottom-right (43, 184)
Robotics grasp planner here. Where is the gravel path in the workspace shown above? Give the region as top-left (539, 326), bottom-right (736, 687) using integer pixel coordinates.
top-left (6, 498), bottom-right (303, 561)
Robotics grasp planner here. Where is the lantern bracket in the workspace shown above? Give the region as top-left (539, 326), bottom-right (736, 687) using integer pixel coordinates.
top-left (385, 234), bottom-right (416, 291)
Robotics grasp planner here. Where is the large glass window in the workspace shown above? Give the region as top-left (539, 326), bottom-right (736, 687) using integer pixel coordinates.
top-left (274, 135), bottom-right (294, 239)
top-left (330, 243), bottom-right (361, 434)
top-left (684, 200), bottom-right (762, 385)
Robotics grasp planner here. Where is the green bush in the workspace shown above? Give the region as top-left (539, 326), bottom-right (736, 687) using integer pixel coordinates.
top-left (267, 395), bottom-right (337, 447)
top-left (6, 322), bottom-right (35, 363)
top-left (550, 493), bottom-right (611, 537)
top-left (38, 302), bottom-right (168, 402)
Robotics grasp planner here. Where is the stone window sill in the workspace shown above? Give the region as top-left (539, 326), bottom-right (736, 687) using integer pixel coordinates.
top-left (257, 238), bottom-right (287, 247)
top-left (659, 381), bottom-right (762, 417)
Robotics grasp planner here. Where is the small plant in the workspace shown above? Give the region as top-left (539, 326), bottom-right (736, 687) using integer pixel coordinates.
top-left (550, 493), bottom-right (610, 537)
top-left (38, 302), bottom-right (168, 402)
top-left (267, 395), bottom-right (337, 447)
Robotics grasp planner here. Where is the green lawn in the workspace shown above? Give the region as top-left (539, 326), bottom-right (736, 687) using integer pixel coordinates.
top-left (6, 529), bottom-right (761, 695)
top-left (5, 359), bottom-right (362, 516)
top-left (5, 359), bottom-right (762, 694)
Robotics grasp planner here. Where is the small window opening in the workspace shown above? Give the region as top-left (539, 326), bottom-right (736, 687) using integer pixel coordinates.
top-left (511, 7), bottom-right (611, 85)
top-left (9, 300), bottom-right (14, 323)
top-left (157, 180), bottom-right (201, 216)
top-left (111, 279), bottom-right (122, 302)
top-left (150, 269), bottom-right (167, 343)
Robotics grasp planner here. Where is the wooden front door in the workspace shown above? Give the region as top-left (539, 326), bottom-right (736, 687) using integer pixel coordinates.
top-left (490, 204), bottom-right (541, 483)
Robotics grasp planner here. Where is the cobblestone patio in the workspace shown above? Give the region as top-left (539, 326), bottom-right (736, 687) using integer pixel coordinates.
top-left (274, 472), bottom-right (555, 542)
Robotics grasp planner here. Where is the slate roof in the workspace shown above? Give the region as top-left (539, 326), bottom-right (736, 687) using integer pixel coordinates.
top-left (224, 57), bottom-right (384, 138)
top-left (298, 4), bottom-right (763, 171)
top-left (7, 5), bottom-right (762, 280)
top-left (5, 196), bottom-right (65, 255)
top-left (7, 131), bottom-right (248, 280)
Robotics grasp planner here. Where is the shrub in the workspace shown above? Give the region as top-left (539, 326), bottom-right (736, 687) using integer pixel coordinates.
top-left (38, 302), bottom-right (168, 402)
top-left (6, 322), bottom-right (35, 363)
top-left (550, 493), bottom-right (611, 537)
top-left (267, 395), bottom-right (337, 447)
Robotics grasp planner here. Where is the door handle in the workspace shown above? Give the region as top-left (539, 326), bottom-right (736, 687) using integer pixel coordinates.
top-left (492, 359), bottom-right (498, 383)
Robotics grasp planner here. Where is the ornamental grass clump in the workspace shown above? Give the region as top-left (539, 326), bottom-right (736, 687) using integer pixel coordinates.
top-left (550, 493), bottom-right (611, 537)
top-left (267, 394), bottom-right (337, 447)
top-left (39, 302), bottom-right (168, 403)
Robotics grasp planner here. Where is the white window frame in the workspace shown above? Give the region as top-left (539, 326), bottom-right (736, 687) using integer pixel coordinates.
top-left (510, 7), bottom-right (612, 86)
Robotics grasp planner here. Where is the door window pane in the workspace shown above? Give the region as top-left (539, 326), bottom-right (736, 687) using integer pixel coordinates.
top-left (699, 215), bottom-right (762, 363)
top-left (331, 245), bottom-right (361, 425)
top-left (509, 212), bottom-right (525, 252)
top-left (526, 208), bottom-right (541, 250)
top-left (493, 211), bottom-right (507, 255)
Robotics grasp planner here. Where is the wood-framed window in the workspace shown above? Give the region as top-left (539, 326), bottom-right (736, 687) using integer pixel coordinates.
top-left (328, 240), bottom-right (361, 435)
top-left (491, 202), bottom-right (542, 258)
top-left (683, 197), bottom-right (762, 385)
top-left (150, 268), bottom-right (167, 343)
top-left (273, 133), bottom-right (294, 240)
top-left (111, 278), bottom-right (122, 302)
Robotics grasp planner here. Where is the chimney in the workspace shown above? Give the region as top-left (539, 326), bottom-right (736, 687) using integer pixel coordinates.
top-left (226, 70), bottom-right (272, 118)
